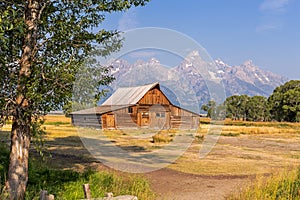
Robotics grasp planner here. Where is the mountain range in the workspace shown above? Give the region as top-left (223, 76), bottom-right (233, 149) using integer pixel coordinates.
top-left (106, 51), bottom-right (289, 110)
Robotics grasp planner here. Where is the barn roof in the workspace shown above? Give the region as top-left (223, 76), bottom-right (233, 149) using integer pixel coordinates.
top-left (70, 82), bottom-right (160, 115)
top-left (101, 82), bottom-right (159, 106)
top-left (70, 82), bottom-right (201, 116)
top-left (70, 105), bottom-right (129, 115)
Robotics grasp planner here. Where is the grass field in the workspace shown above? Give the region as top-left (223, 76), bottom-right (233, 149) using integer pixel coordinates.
top-left (2, 115), bottom-right (299, 175)
top-left (169, 119), bottom-right (300, 176)
top-left (1, 115), bottom-right (300, 199)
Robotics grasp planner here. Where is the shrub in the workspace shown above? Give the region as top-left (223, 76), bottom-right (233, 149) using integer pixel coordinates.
top-left (195, 134), bottom-right (204, 141)
top-left (152, 131), bottom-right (174, 143)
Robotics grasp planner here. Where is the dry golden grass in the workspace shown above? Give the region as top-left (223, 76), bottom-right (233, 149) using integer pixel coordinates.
top-left (169, 131), bottom-right (300, 176)
top-left (199, 118), bottom-right (299, 136)
top-left (43, 115), bottom-right (71, 123)
top-left (2, 116), bottom-right (300, 177)
top-left (100, 129), bottom-right (154, 150)
top-left (165, 119), bottom-right (300, 176)
top-left (221, 125), bottom-right (299, 135)
top-left (98, 129), bottom-right (190, 152)
top-left (0, 124), bottom-right (11, 132)
top-left (169, 143), bottom-right (300, 176)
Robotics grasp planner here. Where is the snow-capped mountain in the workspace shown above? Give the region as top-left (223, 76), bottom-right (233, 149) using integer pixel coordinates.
top-left (108, 51), bottom-right (289, 107)
top-left (214, 59), bottom-right (288, 97)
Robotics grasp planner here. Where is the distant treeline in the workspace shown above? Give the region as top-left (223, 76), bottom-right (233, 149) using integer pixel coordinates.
top-left (201, 80), bottom-right (300, 122)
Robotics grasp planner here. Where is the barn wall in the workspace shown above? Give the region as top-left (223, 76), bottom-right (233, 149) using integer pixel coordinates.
top-left (139, 87), bottom-right (171, 105)
top-left (170, 106), bottom-right (200, 129)
top-left (71, 106), bottom-right (200, 130)
top-left (104, 105), bottom-right (173, 129)
top-left (105, 104), bottom-right (200, 130)
top-left (102, 107), bottom-right (139, 129)
top-left (136, 105), bottom-right (171, 129)
top-left (71, 114), bottom-right (102, 128)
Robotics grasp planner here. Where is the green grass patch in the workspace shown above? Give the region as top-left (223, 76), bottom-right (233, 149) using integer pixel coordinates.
top-left (26, 164), bottom-right (155, 200)
top-left (227, 168), bottom-right (300, 200)
top-left (0, 130), bottom-right (10, 141)
top-left (0, 142), bottom-right (9, 195)
top-left (0, 142), bottom-right (155, 200)
top-left (276, 123), bottom-right (293, 128)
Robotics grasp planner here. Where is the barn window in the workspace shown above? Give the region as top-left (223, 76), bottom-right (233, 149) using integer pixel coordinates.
top-left (128, 107), bottom-right (133, 113)
top-left (156, 112), bottom-right (165, 118)
top-left (142, 112), bottom-right (149, 118)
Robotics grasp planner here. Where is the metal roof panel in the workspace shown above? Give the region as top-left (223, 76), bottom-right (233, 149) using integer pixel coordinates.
top-left (102, 82), bottom-right (159, 105)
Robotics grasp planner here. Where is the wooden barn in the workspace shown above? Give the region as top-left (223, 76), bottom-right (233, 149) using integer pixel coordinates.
top-left (70, 82), bottom-right (200, 130)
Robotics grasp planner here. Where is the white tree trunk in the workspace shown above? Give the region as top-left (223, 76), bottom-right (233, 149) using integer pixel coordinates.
top-left (6, 0), bottom-right (41, 199)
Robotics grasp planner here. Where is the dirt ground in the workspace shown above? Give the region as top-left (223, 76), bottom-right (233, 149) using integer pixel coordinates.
top-left (46, 151), bottom-right (252, 200)
top-left (145, 168), bottom-right (252, 200)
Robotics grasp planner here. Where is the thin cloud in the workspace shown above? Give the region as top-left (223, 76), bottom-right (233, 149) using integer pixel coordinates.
top-left (256, 23), bottom-right (281, 32)
top-left (257, 0), bottom-right (290, 32)
top-left (118, 9), bottom-right (137, 31)
top-left (259, 0), bottom-right (289, 12)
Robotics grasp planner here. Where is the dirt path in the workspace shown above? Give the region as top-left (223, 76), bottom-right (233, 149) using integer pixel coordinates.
top-left (145, 168), bottom-right (251, 200)
top-left (44, 151), bottom-right (252, 200)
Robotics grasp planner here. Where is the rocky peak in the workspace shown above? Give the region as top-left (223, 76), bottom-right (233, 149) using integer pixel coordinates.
top-left (109, 52), bottom-right (289, 105)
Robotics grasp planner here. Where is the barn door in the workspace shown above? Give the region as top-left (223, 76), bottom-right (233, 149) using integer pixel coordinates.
top-left (151, 112), bottom-right (169, 129)
top-left (141, 112), bottom-right (149, 127)
top-left (106, 114), bottom-right (115, 128)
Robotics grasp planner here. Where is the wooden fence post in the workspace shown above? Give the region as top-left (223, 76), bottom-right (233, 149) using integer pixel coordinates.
top-left (40, 190), bottom-right (54, 200)
top-left (83, 184), bottom-right (92, 199)
top-left (40, 190), bottom-right (48, 200)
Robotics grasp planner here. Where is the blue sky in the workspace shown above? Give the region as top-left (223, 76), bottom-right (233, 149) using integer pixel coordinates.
top-left (102, 0), bottom-right (300, 79)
